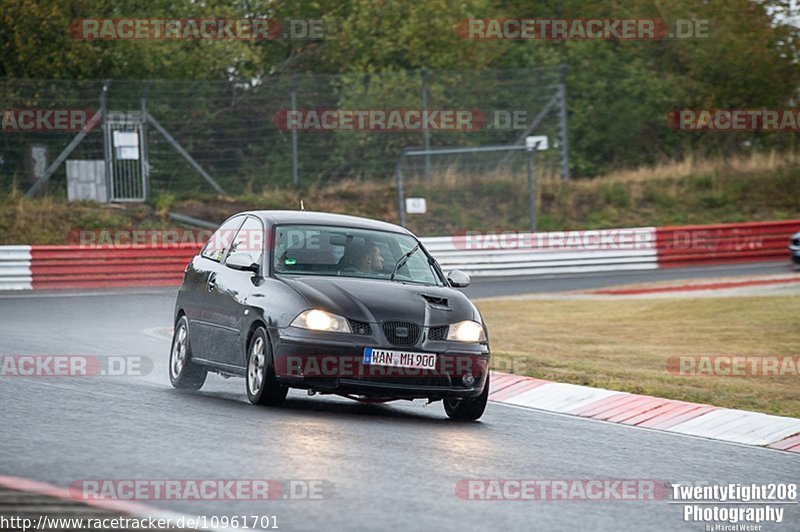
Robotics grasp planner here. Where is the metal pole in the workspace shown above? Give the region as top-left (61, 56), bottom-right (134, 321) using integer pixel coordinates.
top-left (559, 64), bottom-right (570, 180)
top-left (140, 81), bottom-right (151, 201)
top-left (407, 144), bottom-right (528, 157)
top-left (420, 68), bottom-right (432, 181)
top-left (396, 153), bottom-right (407, 227)
top-left (101, 81), bottom-right (113, 201)
top-left (527, 147), bottom-right (537, 231)
top-left (290, 76), bottom-right (299, 187)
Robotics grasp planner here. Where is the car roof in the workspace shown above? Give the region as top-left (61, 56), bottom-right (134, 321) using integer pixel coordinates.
top-left (237, 210), bottom-right (414, 236)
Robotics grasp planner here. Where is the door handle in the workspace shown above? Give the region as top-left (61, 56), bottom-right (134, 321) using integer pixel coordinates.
top-left (207, 274), bottom-right (217, 291)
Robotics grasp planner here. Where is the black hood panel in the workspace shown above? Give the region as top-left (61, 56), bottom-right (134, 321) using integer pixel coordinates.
top-left (282, 276), bottom-right (479, 326)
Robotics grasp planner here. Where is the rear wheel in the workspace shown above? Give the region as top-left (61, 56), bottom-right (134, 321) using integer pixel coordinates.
top-left (444, 373), bottom-right (489, 421)
top-left (246, 327), bottom-right (288, 406)
top-left (169, 316), bottom-right (207, 390)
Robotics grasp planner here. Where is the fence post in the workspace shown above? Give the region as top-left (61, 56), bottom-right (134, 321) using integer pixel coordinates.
top-left (420, 68), bottom-right (432, 181)
top-left (559, 64), bottom-right (570, 181)
top-left (101, 81), bottom-right (113, 199)
top-left (140, 81), bottom-right (151, 201)
top-left (527, 146), bottom-right (537, 231)
top-left (396, 152), bottom-right (407, 227)
top-left (291, 76), bottom-right (299, 187)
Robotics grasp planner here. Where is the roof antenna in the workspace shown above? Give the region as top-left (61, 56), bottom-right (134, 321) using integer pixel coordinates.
top-left (299, 199), bottom-right (305, 211)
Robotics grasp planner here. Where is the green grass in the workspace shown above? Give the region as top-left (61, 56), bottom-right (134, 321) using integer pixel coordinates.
top-left (478, 295), bottom-right (800, 417)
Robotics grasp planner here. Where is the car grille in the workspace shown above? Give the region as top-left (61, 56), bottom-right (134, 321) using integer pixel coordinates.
top-left (427, 325), bottom-right (449, 341)
top-left (349, 319), bottom-right (373, 335)
top-left (382, 321), bottom-right (421, 347)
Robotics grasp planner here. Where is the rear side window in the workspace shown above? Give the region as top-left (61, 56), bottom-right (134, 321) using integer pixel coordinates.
top-left (201, 216), bottom-right (244, 262)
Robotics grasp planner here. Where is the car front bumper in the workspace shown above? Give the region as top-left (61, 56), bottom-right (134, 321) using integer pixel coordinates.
top-left (270, 327), bottom-right (490, 400)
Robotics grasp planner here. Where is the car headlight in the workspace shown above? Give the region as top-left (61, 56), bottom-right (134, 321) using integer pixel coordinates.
top-left (291, 309), bottom-right (352, 333)
top-left (446, 320), bottom-right (486, 342)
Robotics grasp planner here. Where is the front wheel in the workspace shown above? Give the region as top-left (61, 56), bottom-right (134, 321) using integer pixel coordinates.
top-left (246, 327), bottom-right (288, 406)
top-left (169, 316), bottom-right (207, 390)
top-left (444, 373), bottom-right (489, 421)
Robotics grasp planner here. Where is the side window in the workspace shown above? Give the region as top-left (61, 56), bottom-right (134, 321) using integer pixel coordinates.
top-left (227, 217), bottom-right (264, 264)
top-left (201, 217), bottom-right (244, 262)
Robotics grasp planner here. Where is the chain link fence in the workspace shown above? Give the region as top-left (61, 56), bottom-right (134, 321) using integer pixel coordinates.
top-left (0, 66), bottom-right (567, 198)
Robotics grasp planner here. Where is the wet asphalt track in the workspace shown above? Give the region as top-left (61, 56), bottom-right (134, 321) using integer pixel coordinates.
top-left (1, 262), bottom-right (798, 531)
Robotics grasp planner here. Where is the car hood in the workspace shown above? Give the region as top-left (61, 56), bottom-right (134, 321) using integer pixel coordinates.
top-left (281, 276), bottom-right (480, 326)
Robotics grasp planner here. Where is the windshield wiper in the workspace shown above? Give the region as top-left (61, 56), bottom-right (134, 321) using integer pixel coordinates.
top-left (390, 243), bottom-right (420, 281)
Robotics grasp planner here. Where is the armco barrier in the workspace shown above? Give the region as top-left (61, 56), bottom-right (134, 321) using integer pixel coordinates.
top-left (28, 244), bottom-right (200, 290)
top-left (656, 219), bottom-right (800, 268)
top-left (0, 245), bottom-right (32, 290)
top-left (423, 227), bottom-right (658, 277)
top-left (0, 220), bottom-right (797, 290)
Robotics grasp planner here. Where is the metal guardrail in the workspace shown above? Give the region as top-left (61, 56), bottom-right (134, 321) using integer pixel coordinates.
top-left (167, 212), bottom-right (220, 229)
top-left (656, 220), bottom-right (800, 267)
top-left (422, 227), bottom-right (658, 277)
top-left (0, 246), bottom-right (32, 290)
top-left (28, 244), bottom-right (199, 290)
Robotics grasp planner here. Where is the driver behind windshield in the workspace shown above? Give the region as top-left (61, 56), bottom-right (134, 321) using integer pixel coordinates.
top-left (342, 240), bottom-right (385, 274)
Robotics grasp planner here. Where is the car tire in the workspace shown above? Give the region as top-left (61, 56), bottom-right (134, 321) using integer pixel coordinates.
top-left (169, 315), bottom-right (207, 390)
top-left (443, 373), bottom-right (489, 421)
top-left (246, 326), bottom-right (288, 406)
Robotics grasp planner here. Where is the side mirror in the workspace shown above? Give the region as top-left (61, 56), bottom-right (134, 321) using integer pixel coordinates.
top-left (447, 269), bottom-right (471, 288)
top-left (226, 251), bottom-right (260, 273)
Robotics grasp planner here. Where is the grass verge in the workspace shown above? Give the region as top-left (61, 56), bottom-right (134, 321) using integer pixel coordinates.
top-left (477, 295), bottom-right (800, 417)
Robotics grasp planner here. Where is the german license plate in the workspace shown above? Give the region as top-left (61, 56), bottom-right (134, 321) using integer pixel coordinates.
top-left (363, 348), bottom-right (436, 370)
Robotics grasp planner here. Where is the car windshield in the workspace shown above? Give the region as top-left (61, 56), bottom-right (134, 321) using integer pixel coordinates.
top-left (273, 224), bottom-right (443, 286)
